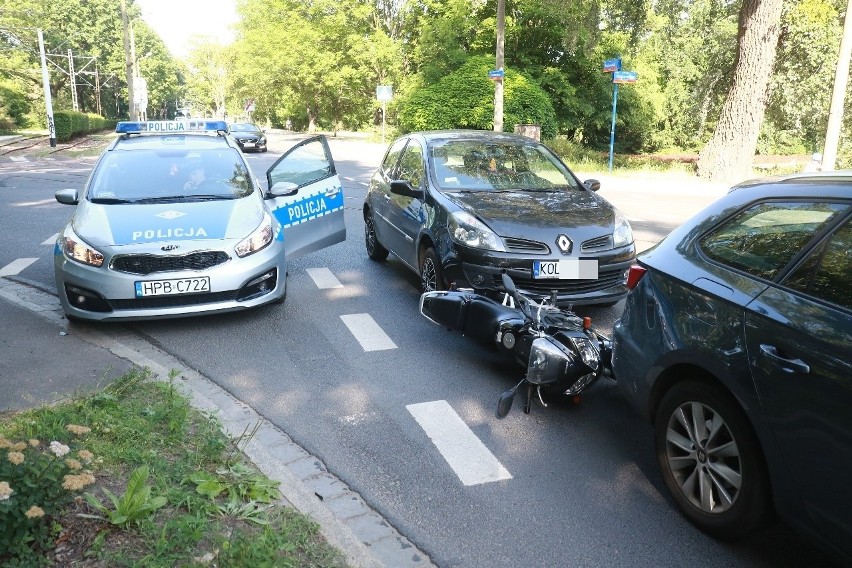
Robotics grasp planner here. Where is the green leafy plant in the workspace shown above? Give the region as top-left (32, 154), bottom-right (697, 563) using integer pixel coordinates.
top-left (0, 428), bottom-right (96, 564)
top-left (84, 465), bottom-right (167, 527)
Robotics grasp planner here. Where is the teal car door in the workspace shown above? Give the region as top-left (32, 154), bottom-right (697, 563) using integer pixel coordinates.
top-left (266, 136), bottom-right (346, 260)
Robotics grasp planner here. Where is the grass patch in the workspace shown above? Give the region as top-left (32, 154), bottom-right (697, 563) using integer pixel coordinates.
top-left (545, 138), bottom-right (697, 175)
top-left (0, 367), bottom-right (349, 567)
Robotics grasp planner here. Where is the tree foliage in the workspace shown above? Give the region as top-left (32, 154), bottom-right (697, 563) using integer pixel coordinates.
top-left (397, 55), bottom-right (558, 137)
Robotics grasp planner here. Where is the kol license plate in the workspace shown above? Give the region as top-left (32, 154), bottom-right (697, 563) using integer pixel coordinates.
top-left (533, 259), bottom-right (598, 280)
top-left (135, 277), bottom-right (210, 297)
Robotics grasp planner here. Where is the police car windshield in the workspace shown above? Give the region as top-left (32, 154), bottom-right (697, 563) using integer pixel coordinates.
top-left (429, 140), bottom-right (580, 192)
top-left (89, 149), bottom-right (253, 202)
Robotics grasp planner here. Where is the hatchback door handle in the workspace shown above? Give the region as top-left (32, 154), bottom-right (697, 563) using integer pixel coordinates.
top-left (759, 344), bottom-right (811, 374)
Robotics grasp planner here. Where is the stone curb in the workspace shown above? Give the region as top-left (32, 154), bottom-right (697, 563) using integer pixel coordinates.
top-left (0, 278), bottom-right (436, 568)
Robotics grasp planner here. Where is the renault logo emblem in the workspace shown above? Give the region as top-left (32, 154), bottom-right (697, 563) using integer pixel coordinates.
top-left (556, 234), bottom-right (572, 254)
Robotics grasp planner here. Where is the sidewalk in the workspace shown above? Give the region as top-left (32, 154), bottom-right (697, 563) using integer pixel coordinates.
top-left (0, 278), bottom-right (434, 568)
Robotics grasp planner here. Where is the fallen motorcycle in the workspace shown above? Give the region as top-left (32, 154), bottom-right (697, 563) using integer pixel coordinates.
top-left (419, 273), bottom-right (613, 418)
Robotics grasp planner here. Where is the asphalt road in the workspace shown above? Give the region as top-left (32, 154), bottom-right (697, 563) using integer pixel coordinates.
top-left (0, 132), bottom-right (839, 567)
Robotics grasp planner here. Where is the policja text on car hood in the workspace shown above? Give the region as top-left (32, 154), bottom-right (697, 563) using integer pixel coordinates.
top-left (71, 198), bottom-right (265, 247)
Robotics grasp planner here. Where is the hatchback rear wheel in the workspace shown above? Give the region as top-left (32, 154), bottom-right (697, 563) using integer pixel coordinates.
top-left (655, 380), bottom-right (771, 538)
top-left (365, 210), bottom-right (389, 261)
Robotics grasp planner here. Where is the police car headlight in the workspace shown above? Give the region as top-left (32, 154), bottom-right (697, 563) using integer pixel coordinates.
top-left (235, 211), bottom-right (273, 257)
top-left (61, 233), bottom-right (104, 267)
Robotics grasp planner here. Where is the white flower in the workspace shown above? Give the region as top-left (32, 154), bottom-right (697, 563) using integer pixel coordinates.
top-left (0, 481), bottom-right (13, 501)
top-left (49, 441), bottom-right (70, 457)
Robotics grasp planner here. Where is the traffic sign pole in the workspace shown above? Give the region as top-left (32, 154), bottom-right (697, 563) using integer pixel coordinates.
top-left (609, 83), bottom-right (618, 172)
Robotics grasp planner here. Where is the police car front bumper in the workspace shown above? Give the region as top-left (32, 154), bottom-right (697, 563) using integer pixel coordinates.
top-left (54, 238), bottom-right (287, 322)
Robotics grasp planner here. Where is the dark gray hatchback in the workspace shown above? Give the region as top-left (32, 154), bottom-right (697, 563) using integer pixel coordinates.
top-left (363, 130), bottom-right (636, 306)
top-left (612, 172), bottom-right (851, 562)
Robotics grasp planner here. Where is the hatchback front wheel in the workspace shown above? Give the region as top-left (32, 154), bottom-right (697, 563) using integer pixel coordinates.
top-left (419, 247), bottom-right (445, 292)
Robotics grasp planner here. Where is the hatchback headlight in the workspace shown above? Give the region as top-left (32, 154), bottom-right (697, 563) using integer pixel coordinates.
top-left (613, 211), bottom-right (633, 248)
top-left (235, 212), bottom-right (273, 257)
top-left (448, 211), bottom-right (505, 251)
top-left (61, 232), bottom-right (104, 267)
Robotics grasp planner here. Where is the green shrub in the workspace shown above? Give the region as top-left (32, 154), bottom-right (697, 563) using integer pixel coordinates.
top-left (0, 427), bottom-right (97, 564)
top-left (0, 84), bottom-right (32, 130)
top-left (53, 111), bottom-right (115, 142)
top-left (397, 55), bottom-right (558, 139)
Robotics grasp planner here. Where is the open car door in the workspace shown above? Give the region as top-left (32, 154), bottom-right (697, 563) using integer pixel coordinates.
top-left (265, 136), bottom-right (346, 260)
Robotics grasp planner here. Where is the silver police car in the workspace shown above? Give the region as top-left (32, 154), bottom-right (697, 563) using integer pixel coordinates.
top-left (54, 120), bottom-right (345, 321)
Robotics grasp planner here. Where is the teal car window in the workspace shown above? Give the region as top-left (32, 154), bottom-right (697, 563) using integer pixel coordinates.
top-left (699, 201), bottom-right (847, 281)
top-left (784, 216), bottom-right (852, 311)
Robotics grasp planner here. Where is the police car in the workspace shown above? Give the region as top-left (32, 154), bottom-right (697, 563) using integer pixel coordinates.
top-left (54, 120), bottom-right (345, 321)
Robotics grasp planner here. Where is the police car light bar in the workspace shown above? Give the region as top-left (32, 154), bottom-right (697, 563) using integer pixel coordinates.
top-left (115, 120), bottom-right (229, 134)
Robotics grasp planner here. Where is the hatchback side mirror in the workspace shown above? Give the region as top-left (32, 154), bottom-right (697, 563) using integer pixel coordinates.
top-left (583, 179), bottom-right (601, 192)
top-left (390, 180), bottom-right (425, 200)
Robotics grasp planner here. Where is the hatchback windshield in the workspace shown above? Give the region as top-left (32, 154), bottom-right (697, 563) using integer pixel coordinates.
top-left (429, 140), bottom-right (580, 192)
top-left (230, 123), bottom-right (260, 133)
top-left (88, 149), bottom-right (254, 202)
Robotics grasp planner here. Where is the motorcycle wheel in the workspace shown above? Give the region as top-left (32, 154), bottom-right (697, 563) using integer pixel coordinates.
top-left (654, 380), bottom-right (772, 538)
top-left (419, 247), bottom-right (445, 292)
top-left (365, 210), bottom-right (389, 261)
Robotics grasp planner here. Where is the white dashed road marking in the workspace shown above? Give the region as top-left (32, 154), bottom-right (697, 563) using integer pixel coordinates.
top-left (340, 313), bottom-right (397, 351)
top-left (13, 199), bottom-right (55, 207)
top-left (407, 400), bottom-right (512, 486)
top-left (306, 267), bottom-right (343, 289)
top-left (42, 233), bottom-right (59, 245)
top-left (10, 156), bottom-right (28, 162)
top-left (0, 258), bottom-right (38, 277)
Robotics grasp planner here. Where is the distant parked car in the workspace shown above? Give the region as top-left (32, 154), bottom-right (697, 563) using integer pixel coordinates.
top-left (612, 172), bottom-right (851, 562)
top-left (229, 122), bottom-right (267, 153)
top-left (363, 130), bottom-right (635, 306)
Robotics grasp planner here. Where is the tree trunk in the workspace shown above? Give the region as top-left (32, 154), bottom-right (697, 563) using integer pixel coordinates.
top-left (697, 0), bottom-right (784, 184)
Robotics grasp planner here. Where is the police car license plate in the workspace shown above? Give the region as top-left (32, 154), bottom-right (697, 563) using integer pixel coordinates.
top-left (533, 259), bottom-right (598, 279)
top-left (135, 277), bottom-right (210, 297)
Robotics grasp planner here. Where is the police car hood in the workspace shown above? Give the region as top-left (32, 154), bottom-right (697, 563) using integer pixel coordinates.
top-left (73, 198), bottom-right (264, 247)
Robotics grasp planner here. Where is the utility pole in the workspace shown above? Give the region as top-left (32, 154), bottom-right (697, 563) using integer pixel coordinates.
top-left (37, 29), bottom-right (57, 147)
top-left (493, 0), bottom-right (505, 132)
top-left (822, 0), bottom-right (852, 171)
top-left (121, 0), bottom-right (136, 120)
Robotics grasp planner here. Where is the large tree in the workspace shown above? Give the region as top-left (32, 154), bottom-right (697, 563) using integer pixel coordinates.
top-left (697, 0), bottom-right (785, 183)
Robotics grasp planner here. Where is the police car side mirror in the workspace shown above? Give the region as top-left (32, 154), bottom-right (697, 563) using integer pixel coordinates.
top-left (268, 181), bottom-right (299, 197)
top-left (55, 188), bottom-right (79, 205)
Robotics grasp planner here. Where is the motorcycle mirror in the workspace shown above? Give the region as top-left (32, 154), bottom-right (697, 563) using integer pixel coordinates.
top-left (501, 272), bottom-right (517, 298)
top-left (496, 389), bottom-right (515, 419)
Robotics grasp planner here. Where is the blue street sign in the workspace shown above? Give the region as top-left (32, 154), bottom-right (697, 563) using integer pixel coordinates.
top-left (488, 68), bottom-right (505, 80)
top-left (603, 57), bottom-right (622, 73)
top-left (613, 71), bottom-right (638, 84)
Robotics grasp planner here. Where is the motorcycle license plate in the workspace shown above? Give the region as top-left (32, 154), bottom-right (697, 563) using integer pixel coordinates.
top-left (134, 276), bottom-right (210, 297)
top-left (532, 259), bottom-right (598, 279)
